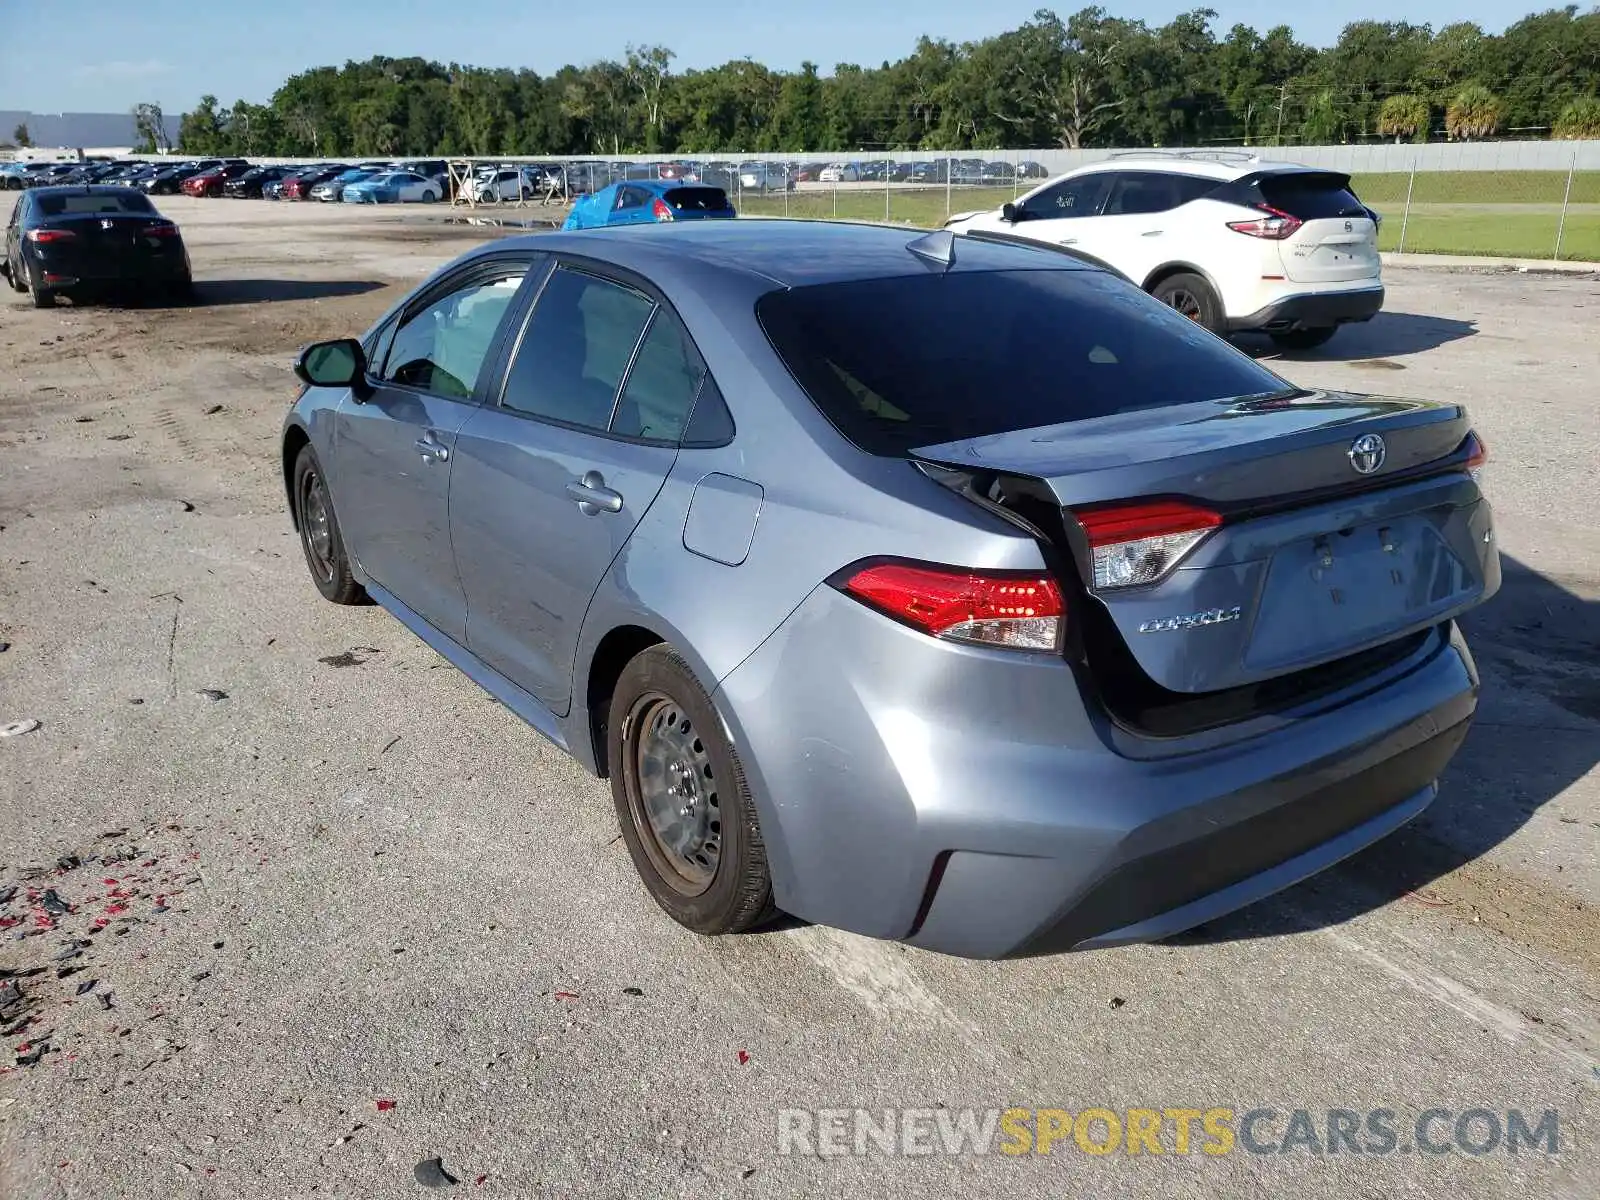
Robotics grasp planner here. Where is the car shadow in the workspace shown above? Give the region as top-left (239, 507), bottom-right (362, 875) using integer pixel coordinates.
top-left (1235, 311), bottom-right (1478, 361)
top-left (1169, 552), bottom-right (1598, 947)
top-left (186, 279), bottom-right (388, 307)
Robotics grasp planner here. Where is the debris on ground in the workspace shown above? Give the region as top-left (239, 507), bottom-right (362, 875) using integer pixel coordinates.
top-left (376, 1098), bottom-right (397, 1111)
top-left (1109, 997), bottom-right (1126, 1010)
top-left (622, 986), bottom-right (644, 997)
top-left (196, 689), bottom-right (229, 702)
top-left (0, 719), bottom-right (41, 738)
top-left (414, 1157), bottom-right (460, 1188)
top-left (318, 646), bottom-right (382, 668)
top-left (202, 404), bottom-right (224, 415)
top-left (736, 1050), bottom-right (750, 1065)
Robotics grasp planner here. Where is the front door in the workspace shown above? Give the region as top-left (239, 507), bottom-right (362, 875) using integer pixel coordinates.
top-left (451, 263), bottom-right (712, 713)
top-left (331, 259), bottom-right (532, 642)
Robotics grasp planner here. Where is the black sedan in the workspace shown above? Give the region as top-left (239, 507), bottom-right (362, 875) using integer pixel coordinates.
top-left (223, 165), bottom-right (293, 199)
top-left (2, 186), bottom-right (192, 307)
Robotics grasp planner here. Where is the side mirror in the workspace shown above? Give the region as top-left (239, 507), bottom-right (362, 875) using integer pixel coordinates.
top-left (1001, 202), bottom-right (1019, 223)
top-left (294, 338), bottom-right (369, 398)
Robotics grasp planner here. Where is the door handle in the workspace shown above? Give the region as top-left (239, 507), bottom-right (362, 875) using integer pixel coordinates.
top-left (566, 470), bottom-right (623, 515)
top-left (414, 434), bottom-right (450, 463)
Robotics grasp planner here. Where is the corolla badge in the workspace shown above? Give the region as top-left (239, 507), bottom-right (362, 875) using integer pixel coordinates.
top-left (1348, 433), bottom-right (1386, 475)
top-left (1137, 606), bottom-right (1243, 634)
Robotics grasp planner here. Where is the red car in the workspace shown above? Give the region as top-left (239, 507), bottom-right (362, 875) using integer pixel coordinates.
top-left (182, 162), bottom-right (253, 197)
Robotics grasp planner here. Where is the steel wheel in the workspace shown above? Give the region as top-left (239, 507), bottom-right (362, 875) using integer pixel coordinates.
top-left (627, 692), bottom-right (721, 896)
top-left (298, 467), bottom-right (336, 587)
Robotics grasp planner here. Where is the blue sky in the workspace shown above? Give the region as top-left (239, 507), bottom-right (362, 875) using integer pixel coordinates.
top-left (8, 0), bottom-right (1535, 115)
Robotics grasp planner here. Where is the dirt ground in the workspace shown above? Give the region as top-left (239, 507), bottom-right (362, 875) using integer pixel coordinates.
top-left (1, 194), bottom-right (1597, 1199)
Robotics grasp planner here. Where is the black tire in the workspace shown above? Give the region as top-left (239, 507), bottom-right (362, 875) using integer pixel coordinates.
top-left (165, 277), bottom-right (195, 306)
top-left (1270, 326), bottom-right (1338, 351)
top-left (28, 264), bottom-right (55, 308)
top-left (4, 256), bottom-right (25, 293)
top-left (1151, 272), bottom-right (1223, 334)
top-left (608, 645), bottom-right (776, 936)
top-left (292, 444), bottom-right (367, 605)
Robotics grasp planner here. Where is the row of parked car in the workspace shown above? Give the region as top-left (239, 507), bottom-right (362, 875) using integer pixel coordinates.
top-left (4, 155), bottom-right (1056, 202)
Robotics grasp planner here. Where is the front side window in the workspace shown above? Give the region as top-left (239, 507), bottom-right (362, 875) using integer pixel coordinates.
top-left (380, 268), bottom-right (527, 400)
top-left (1023, 173), bottom-right (1110, 220)
top-left (500, 267), bottom-right (655, 430)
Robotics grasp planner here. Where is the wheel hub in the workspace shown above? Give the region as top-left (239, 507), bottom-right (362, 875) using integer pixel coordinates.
top-left (631, 697), bottom-right (720, 893)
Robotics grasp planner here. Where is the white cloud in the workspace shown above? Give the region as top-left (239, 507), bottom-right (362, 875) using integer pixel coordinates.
top-left (72, 60), bottom-right (174, 81)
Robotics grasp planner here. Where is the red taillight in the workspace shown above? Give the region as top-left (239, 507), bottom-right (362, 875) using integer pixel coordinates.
top-left (837, 562), bottom-right (1065, 652)
top-left (143, 222), bottom-right (180, 238)
top-left (1464, 430), bottom-right (1488, 471)
top-left (651, 197), bottom-right (673, 222)
top-left (1227, 205), bottom-right (1303, 240)
top-left (1074, 500), bottom-right (1223, 590)
top-left (25, 228), bottom-right (77, 244)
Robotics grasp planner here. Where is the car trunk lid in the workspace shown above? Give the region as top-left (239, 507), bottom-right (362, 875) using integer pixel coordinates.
top-left (911, 391), bottom-right (1495, 695)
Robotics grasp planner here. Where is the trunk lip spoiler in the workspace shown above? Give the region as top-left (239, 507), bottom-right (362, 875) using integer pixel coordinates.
top-left (911, 431), bottom-right (1481, 529)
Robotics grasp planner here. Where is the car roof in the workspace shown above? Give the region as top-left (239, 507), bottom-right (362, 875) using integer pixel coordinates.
top-left (502, 219), bottom-right (1098, 288)
top-left (27, 185), bottom-right (149, 199)
top-left (1061, 154), bottom-right (1331, 182)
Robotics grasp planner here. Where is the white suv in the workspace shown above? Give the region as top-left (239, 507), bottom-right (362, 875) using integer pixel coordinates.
top-left (944, 153), bottom-right (1383, 350)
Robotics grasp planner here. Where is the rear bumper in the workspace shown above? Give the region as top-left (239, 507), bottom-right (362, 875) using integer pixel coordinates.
top-left (1229, 285), bottom-right (1384, 333)
top-left (713, 587), bottom-right (1479, 959)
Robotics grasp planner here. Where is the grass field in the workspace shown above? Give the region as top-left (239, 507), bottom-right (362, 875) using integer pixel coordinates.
top-left (736, 170), bottom-right (1600, 261)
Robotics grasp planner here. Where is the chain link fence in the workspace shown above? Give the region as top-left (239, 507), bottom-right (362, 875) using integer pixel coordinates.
top-left (439, 142), bottom-right (1599, 262)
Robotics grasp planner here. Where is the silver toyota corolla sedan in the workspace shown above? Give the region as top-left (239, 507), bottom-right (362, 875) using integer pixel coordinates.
top-left (281, 220), bottom-right (1499, 958)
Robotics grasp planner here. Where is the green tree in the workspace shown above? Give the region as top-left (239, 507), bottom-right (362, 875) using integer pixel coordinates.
top-left (1553, 95), bottom-right (1600, 138)
top-left (772, 61), bottom-right (825, 150)
top-left (178, 95), bottom-right (227, 154)
top-left (1376, 93), bottom-right (1430, 142)
top-left (12, 122), bottom-right (31, 148)
top-left (1445, 83), bottom-right (1504, 140)
top-left (625, 44), bottom-right (674, 151)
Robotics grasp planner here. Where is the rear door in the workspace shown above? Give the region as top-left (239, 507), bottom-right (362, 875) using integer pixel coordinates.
top-left (450, 261), bottom-right (713, 713)
top-left (1255, 171), bottom-right (1380, 284)
top-left (1083, 171), bottom-right (1221, 285)
top-left (331, 256), bottom-right (534, 642)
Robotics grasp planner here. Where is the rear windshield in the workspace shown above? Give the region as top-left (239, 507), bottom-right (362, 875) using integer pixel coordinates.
top-left (36, 192), bottom-right (153, 216)
top-left (665, 187), bottom-right (731, 212)
top-left (757, 269), bottom-right (1290, 456)
top-left (1256, 172), bottom-right (1368, 219)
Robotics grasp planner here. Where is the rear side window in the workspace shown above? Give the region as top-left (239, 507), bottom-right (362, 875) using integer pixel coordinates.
top-left (665, 187), bottom-right (730, 212)
top-left (36, 192), bottom-right (153, 216)
top-left (757, 269), bottom-right (1289, 457)
top-left (1103, 172), bottom-right (1215, 216)
top-left (1255, 172), bottom-right (1368, 219)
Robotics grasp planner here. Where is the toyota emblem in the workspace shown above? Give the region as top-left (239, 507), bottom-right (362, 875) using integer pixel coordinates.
top-left (1348, 433), bottom-right (1387, 474)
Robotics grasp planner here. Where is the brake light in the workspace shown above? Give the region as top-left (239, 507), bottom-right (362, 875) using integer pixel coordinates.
top-left (25, 228), bottom-right (77, 244)
top-left (1075, 500), bottom-right (1223, 590)
top-left (143, 222), bottom-right (180, 238)
top-left (837, 562), bottom-right (1065, 651)
top-left (1463, 430), bottom-right (1488, 480)
top-left (651, 197), bottom-right (673, 222)
top-left (1227, 205), bottom-right (1303, 240)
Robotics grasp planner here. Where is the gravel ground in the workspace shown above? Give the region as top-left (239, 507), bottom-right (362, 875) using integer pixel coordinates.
top-left (1, 195), bottom-right (1596, 1199)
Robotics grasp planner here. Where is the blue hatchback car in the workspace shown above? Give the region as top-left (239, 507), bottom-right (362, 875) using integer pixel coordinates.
top-left (564, 181), bottom-right (736, 230)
